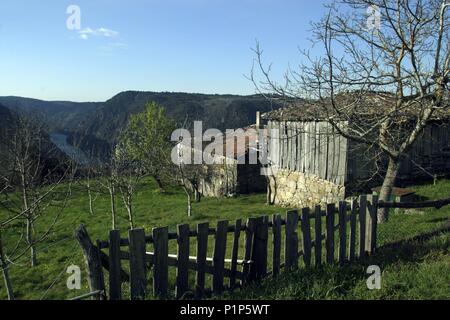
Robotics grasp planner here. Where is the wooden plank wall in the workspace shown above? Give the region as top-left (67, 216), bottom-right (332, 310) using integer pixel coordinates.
top-left (268, 121), bottom-right (449, 186)
top-left (267, 120), bottom-right (348, 186)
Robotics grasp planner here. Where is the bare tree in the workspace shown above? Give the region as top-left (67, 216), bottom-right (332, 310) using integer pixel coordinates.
top-left (114, 143), bottom-right (146, 229)
top-left (0, 114), bottom-right (73, 298)
top-left (252, 0), bottom-right (449, 222)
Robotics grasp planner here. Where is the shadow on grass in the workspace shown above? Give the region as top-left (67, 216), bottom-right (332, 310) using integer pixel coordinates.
top-left (217, 221), bottom-right (450, 300)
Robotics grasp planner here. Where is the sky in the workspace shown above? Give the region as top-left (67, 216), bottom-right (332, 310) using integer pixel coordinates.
top-left (0, 0), bottom-right (330, 102)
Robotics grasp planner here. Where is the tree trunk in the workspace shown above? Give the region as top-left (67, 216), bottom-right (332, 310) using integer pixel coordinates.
top-left (0, 232), bottom-right (14, 300)
top-left (153, 175), bottom-right (165, 193)
top-left (182, 186), bottom-right (193, 217)
top-left (87, 179), bottom-right (94, 215)
top-left (26, 218), bottom-right (37, 267)
top-left (194, 187), bottom-right (201, 203)
top-left (378, 156), bottom-right (401, 223)
top-left (126, 198), bottom-right (134, 229)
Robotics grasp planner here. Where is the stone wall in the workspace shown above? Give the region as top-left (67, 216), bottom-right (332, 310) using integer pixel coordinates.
top-left (268, 168), bottom-right (345, 208)
top-left (199, 163), bottom-right (238, 198)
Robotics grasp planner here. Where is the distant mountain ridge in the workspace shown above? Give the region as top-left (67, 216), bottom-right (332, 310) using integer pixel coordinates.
top-left (0, 91), bottom-right (283, 158)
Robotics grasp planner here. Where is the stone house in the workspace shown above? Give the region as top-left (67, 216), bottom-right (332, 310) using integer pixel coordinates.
top-left (261, 95), bottom-right (450, 208)
top-left (177, 125), bottom-right (267, 198)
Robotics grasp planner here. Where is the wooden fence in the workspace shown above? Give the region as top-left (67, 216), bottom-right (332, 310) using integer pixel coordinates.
top-left (75, 194), bottom-right (379, 300)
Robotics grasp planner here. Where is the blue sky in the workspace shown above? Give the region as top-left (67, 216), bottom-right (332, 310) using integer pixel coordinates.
top-left (0, 0), bottom-right (329, 101)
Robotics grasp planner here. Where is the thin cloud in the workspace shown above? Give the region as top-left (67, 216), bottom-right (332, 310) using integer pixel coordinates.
top-left (78, 27), bottom-right (119, 40)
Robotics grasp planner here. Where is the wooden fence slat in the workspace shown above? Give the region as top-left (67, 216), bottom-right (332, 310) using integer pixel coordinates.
top-left (326, 204), bottom-right (335, 264)
top-left (229, 219), bottom-right (242, 289)
top-left (314, 205), bottom-right (322, 267)
top-left (359, 195), bottom-right (367, 257)
top-left (367, 195), bottom-right (379, 254)
top-left (196, 222), bottom-right (209, 298)
top-left (338, 201), bottom-right (347, 265)
top-left (108, 230), bottom-right (122, 300)
top-left (74, 225), bottom-right (106, 300)
top-left (129, 228), bottom-right (147, 300)
top-left (261, 216), bottom-right (269, 277)
top-left (242, 218), bottom-right (255, 284)
top-left (348, 198), bottom-right (358, 261)
top-left (251, 216), bottom-right (269, 280)
top-left (272, 214), bottom-right (282, 276)
top-left (301, 208), bottom-right (312, 268)
top-left (212, 220), bottom-right (228, 294)
top-left (176, 224), bottom-right (190, 298)
top-left (285, 210), bottom-right (299, 271)
top-left (152, 227), bottom-right (169, 298)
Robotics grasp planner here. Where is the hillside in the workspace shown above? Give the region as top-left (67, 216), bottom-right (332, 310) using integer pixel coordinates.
top-left (0, 92), bottom-right (282, 158)
top-left (0, 96), bottom-right (102, 133)
top-left (0, 103), bottom-right (70, 178)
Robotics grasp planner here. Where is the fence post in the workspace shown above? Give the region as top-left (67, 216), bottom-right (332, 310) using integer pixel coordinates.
top-left (74, 224), bottom-right (106, 300)
top-left (129, 228), bottom-right (147, 300)
top-left (326, 204), bottom-right (335, 264)
top-left (348, 198), bottom-right (358, 261)
top-left (152, 227), bottom-right (169, 298)
top-left (242, 218), bottom-right (256, 284)
top-left (285, 210), bottom-right (299, 271)
top-left (176, 224), bottom-right (190, 299)
top-left (338, 201), bottom-right (347, 265)
top-left (359, 195), bottom-right (367, 257)
top-left (272, 214), bottom-right (282, 276)
top-left (229, 219), bottom-right (242, 289)
top-left (366, 195), bottom-right (378, 254)
top-left (108, 230), bottom-right (122, 300)
top-left (301, 208), bottom-right (312, 268)
top-left (250, 216), bottom-right (269, 280)
top-left (314, 205), bottom-right (322, 267)
top-left (212, 220), bottom-right (228, 294)
top-left (195, 222), bottom-right (209, 298)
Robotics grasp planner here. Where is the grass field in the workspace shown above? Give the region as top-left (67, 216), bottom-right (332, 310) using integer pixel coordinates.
top-left (0, 178), bottom-right (449, 300)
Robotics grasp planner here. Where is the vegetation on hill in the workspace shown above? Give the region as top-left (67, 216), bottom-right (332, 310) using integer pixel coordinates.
top-left (0, 92), bottom-right (283, 159)
top-left (0, 177), bottom-right (448, 300)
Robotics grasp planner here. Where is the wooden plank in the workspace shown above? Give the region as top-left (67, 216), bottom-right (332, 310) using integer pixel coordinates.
top-left (314, 205), bottom-right (322, 267)
top-left (108, 230), bottom-right (122, 300)
top-left (195, 222), bottom-right (209, 298)
top-left (359, 195), bottom-right (367, 258)
top-left (212, 220), bottom-right (228, 294)
top-left (129, 228), bottom-right (147, 300)
top-left (326, 204), bottom-right (335, 264)
top-left (74, 225), bottom-right (106, 300)
top-left (152, 227), bottom-right (169, 298)
top-left (301, 208), bottom-right (312, 268)
top-left (250, 216), bottom-right (269, 280)
top-left (176, 224), bottom-right (190, 299)
top-left (367, 195), bottom-right (379, 254)
top-left (242, 218), bottom-right (255, 284)
top-left (338, 201), bottom-right (347, 265)
top-left (348, 198), bottom-right (358, 261)
top-left (229, 219), bottom-right (242, 289)
top-left (272, 214), bottom-right (282, 276)
top-left (285, 210), bottom-right (299, 271)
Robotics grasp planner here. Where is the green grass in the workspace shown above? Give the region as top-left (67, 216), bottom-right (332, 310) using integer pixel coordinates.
top-left (0, 178), bottom-right (449, 300)
top-left (0, 177), bottom-right (284, 300)
top-left (218, 180), bottom-right (450, 300)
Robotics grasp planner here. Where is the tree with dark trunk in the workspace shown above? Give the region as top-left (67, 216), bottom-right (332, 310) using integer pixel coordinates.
top-left (252, 0), bottom-right (449, 222)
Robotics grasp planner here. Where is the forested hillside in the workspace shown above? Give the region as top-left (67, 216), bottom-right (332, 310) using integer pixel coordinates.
top-left (1, 92), bottom-right (282, 158)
